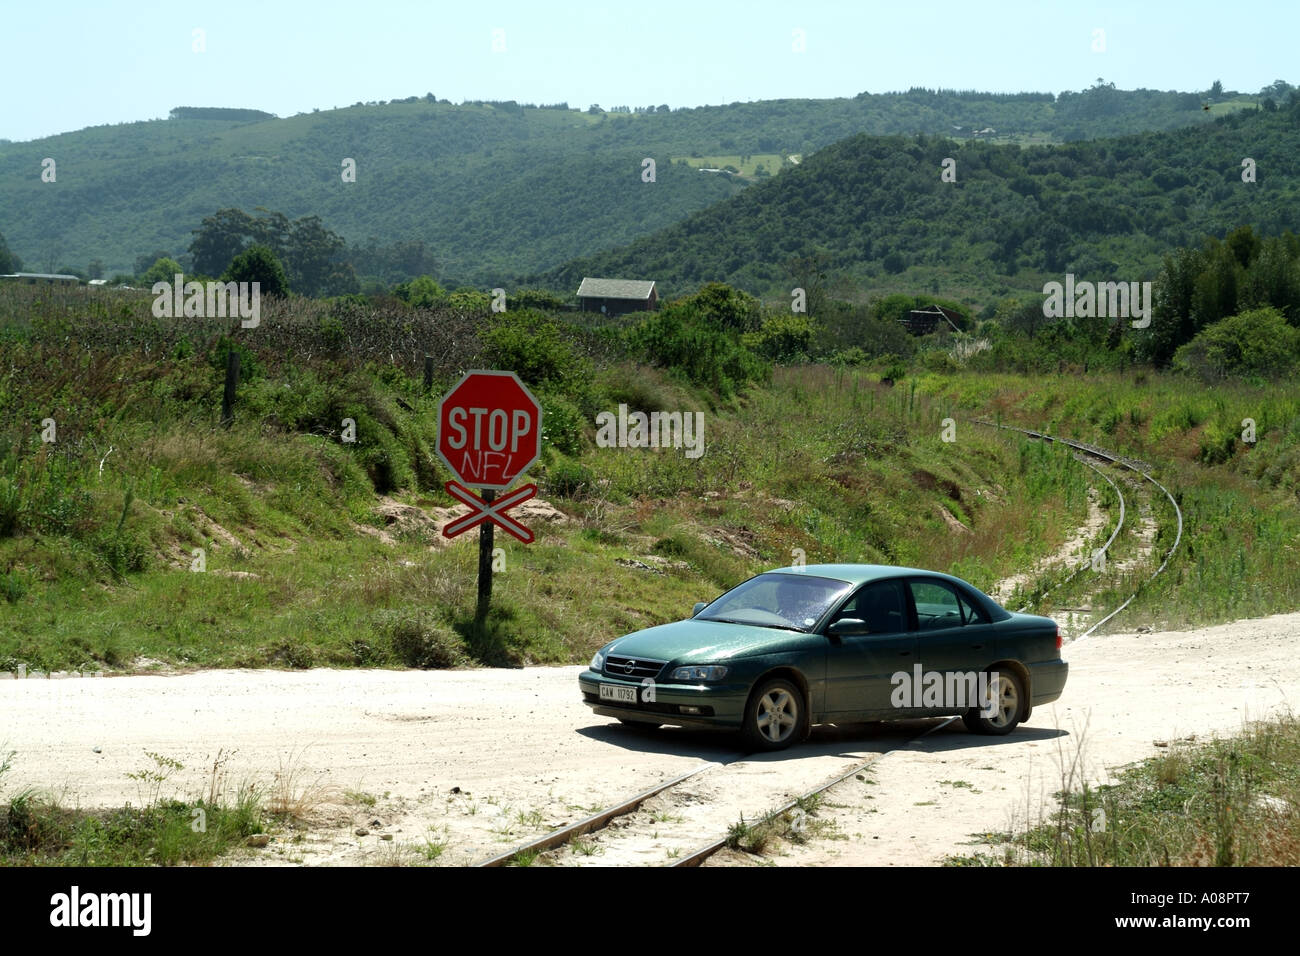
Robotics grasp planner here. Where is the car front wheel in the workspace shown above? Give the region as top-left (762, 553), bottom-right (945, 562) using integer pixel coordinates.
top-left (742, 678), bottom-right (806, 751)
top-left (962, 669), bottom-right (1024, 735)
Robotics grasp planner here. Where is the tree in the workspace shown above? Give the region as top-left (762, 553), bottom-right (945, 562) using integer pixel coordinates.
top-left (786, 250), bottom-right (832, 317)
top-left (687, 282), bottom-right (761, 331)
top-left (141, 257), bottom-right (184, 285)
top-left (135, 249), bottom-right (173, 276)
top-left (222, 244), bottom-right (289, 297)
top-left (401, 275), bottom-right (445, 308)
top-left (190, 207), bottom-right (354, 295)
top-left (0, 230), bottom-right (21, 272)
top-left (189, 208), bottom-right (258, 276)
top-left (1173, 307), bottom-right (1299, 381)
top-left (1209, 79), bottom-right (1224, 100)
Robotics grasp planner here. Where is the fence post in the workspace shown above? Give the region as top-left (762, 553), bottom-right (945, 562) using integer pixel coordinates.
top-left (221, 349), bottom-right (240, 427)
top-left (424, 354), bottom-right (434, 393)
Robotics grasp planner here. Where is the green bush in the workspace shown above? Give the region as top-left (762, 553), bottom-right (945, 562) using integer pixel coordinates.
top-left (222, 244), bottom-right (289, 298)
top-left (207, 336), bottom-right (262, 383)
top-left (830, 346), bottom-right (870, 366)
top-left (1199, 419), bottom-right (1239, 464)
top-left (384, 613), bottom-right (463, 668)
top-left (544, 457), bottom-right (594, 498)
top-left (743, 312), bottom-right (817, 361)
top-left (539, 393), bottom-right (584, 456)
top-left (1, 569), bottom-right (29, 604)
top-left (920, 349), bottom-right (959, 372)
top-left (482, 312), bottom-right (592, 394)
top-left (629, 309), bottom-right (768, 396)
top-left (1172, 307), bottom-right (1300, 381)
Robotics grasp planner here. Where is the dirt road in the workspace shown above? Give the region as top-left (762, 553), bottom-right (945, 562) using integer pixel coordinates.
top-left (2, 611), bottom-right (1297, 865)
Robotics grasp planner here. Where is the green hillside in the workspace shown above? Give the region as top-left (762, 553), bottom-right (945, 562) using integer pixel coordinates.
top-left (0, 85), bottom-right (1267, 286)
top-left (545, 103), bottom-right (1300, 303)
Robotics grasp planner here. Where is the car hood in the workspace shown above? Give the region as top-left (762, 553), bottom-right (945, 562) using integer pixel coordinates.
top-left (604, 618), bottom-right (812, 663)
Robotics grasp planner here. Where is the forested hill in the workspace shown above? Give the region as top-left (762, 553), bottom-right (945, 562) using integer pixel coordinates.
top-left (543, 102), bottom-right (1300, 303)
top-left (0, 84), bottom-right (1269, 284)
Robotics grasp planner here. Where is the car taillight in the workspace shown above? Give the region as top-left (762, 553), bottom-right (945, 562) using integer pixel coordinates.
top-left (1055, 626), bottom-right (1063, 650)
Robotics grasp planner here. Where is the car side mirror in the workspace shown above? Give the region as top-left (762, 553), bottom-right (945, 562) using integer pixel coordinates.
top-left (827, 618), bottom-right (870, 637)
top-left (692, 602), bottom-right (707, 617)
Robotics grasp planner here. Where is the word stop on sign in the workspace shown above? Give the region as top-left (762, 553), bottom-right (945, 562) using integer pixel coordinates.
top-left (443, 406), bottom-right (535, 484)
top-left (436, 370), bottom-right (543, 492)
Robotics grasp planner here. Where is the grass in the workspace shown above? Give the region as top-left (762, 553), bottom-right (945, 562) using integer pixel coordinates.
top-left (946, 712), bottom-right (1300, 866)
top-left (725, 792), bottom-right (837, 856)
top-left (920, 369), bottom-right (1300, 631)
top-left (0, 747), bottom-right (268, 866)
top-left (268, 748), bottom-right (346, 823)
top-left (4, 283), bottom-right (1300, 675)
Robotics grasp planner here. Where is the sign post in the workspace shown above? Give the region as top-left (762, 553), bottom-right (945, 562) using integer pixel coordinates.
top-left (435, 370), bottom-right (543, 623)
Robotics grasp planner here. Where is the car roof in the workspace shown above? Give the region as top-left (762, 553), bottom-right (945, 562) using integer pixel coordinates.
top-left (763, 564), bottom-right (959, 586)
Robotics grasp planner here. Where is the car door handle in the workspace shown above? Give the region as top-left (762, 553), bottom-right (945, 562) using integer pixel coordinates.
top-left (970, 644), bottom-right (984, 651)
top-left (898, 650), bottom-right (911, 656)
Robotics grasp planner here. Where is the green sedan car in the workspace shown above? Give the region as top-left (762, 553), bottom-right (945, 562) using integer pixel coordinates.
top-left (579, 564), bottom-right (1068, 751)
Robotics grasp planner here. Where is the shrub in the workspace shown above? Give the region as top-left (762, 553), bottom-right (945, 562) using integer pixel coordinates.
top-left (221, 244), bottom-right (289, 298)
top-left (482, 312), bottom-right (591, 393)
top-left (207, 336), bottom-right (262, 383)
top-left (140, 257), bottom-right (183, 285)
top-left (539, 393), bottom-right (584, 456)
top-left (385, 613), bottom-right (463, 668)
top-left (743, 312), bottom-right (817, 361)
top-left (1172, 307), bottom-right (1300, 381)
top-left (399, 275), bottom-right (445, 309)
top-left (830, 346), bottom-right (870, 366)
top-left (544, 457), bottom-right (594, 498)
top-left (628, 310), bottom-right (768, 396)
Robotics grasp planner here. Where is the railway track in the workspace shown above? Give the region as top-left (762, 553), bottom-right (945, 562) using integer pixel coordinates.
top-left (478, 422), bottom-right (1184, 868)
top-left (973, 421), bottom-right (1184, 640)
top-left (476, 717), bottom-right (960, 867)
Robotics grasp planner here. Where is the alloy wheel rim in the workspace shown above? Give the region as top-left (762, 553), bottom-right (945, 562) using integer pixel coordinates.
top-left (757, 688), bottom-right (797, 742)
top-left (989, 675), bottom-right (1018, 728)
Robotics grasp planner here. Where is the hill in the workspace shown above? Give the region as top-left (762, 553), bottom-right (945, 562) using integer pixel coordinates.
top-left (544, 102), bottom-right (1300, 304)
top-left (0, 84), bottom-right (1268, 285)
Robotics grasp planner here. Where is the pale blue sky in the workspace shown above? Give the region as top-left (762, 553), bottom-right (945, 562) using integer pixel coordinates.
top-left (2, 0), bottom-right (1296, 142)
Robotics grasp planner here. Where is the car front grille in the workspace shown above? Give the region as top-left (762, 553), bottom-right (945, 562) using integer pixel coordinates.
top-left (603, 655), bottom-right (666, 680)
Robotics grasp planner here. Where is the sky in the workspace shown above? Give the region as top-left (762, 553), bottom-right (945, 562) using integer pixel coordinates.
top-left (1, 0), bottom-right (1298, 142)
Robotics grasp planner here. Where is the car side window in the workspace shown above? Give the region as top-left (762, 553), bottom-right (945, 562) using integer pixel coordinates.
top-left (909, 581), bottom-right (964, 631)
top-left (837, 580), bottom-right (908, 635)
top-left (958, 590), bottom-right (989, 625)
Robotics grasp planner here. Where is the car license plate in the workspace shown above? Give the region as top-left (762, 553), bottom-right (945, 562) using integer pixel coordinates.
top-left (600, 684), bottom-right (638, 704)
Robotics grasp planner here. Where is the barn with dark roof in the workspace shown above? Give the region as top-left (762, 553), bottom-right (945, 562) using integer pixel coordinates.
top-left (577, 277), bottom-right (657, 315)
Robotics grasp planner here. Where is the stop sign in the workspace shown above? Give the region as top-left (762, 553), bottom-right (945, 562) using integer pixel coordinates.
top-left (436, 370), bottom-right (542, 491)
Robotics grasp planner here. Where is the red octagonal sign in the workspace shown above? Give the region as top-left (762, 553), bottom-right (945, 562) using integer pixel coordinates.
top-left (436, 370), bottom-right (542, 492)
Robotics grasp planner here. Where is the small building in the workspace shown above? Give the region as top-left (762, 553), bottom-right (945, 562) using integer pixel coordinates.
top-left (0, 272), bottom-right (81, 284)
top-left (901, 304), bottom-right (964, 335)
top-left (577, 277), bottom-right (657, 315)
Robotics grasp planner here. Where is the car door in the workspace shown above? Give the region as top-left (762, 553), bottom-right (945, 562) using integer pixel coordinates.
top-left (907, 579), bottom-right (997, 715)
top-left (823, 579), bottom-right (918, 719)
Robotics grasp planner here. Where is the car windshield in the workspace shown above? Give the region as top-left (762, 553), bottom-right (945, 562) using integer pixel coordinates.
top-left (697, 573), bottom-right (854, 632)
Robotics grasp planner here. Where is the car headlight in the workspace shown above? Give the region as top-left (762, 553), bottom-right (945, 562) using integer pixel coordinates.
top-left (590, 651), bottom-right (605, 671)
top-left (671, 665), bottom-right (728, 681)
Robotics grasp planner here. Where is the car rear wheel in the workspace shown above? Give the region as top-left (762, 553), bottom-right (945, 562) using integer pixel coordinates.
top-left (962, 669), bottom-right (1024, 735)
top-left (742, 678), bottom-right (806, 751)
